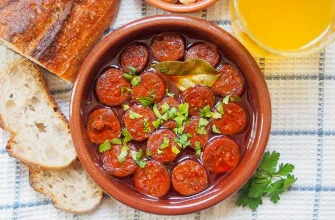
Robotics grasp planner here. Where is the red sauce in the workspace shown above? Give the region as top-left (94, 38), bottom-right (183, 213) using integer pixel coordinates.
top-left (81, 33), bottom-right (254, 200)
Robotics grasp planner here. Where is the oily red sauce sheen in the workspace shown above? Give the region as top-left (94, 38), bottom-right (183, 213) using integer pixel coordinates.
top-left (82, 33), bottom-right (253, 200)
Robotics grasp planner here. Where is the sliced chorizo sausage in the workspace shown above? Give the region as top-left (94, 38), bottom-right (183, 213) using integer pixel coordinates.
top-left (123, 105), bottom-right (156, 141)
top-left (134, 160), bottom-right (170, 198)
top-left (103, 144), bottom-right (138, 177)
top-left (120, 43), bottom-right (149, 73)
top-left (185, 42), bottom-right (220, 67)
top-left (151, 33), bottom-right (185, 62)
top-left (172, 160), bottom-right (208, 196)
top-left (96, 68), bottom-right (131, 106)
top-left (203, 136), bottom-right (240, 173)
top-left (147, 129), bottom-right (181, 164)
top-left (87, 108), bottom-right (121, 144)
top-left (183, 117), bottom-right (210, 149)
top-left (211, 64), bottom-right (245, 97)
top-left (132, 72), bottom-right (166, 104)
top-left (180, 85), bottom-right (215, 116)
top-left (211, 102), bottom-right (247, 135)
top-left (157, 97), bottom-right (180, 129)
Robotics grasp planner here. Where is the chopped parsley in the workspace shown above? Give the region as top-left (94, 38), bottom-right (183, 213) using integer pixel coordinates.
top-left (146, 150), bottom-right (152, 157)
top-left (117, 145), bottom-right (130, 163)
top-left (123, 66), bottom-right (137, 81)
top-left (153, 104), bottom-right (163, 119)
top-left (212, 125), bottom-right (221, 134)
top-left (122, 128), bottom-right (132, 145)
top-left (157, 149), bottom-right (164, 155)
top-left (159, 138), bottom-right (170, 150)
top-left (216, 102), bottom-right (224, 114)
top-left (160, 102), bottom-right (170, 114)
top-left (199, 105), bottom-right (212, 118)
top-left (136, 97), bottom-right (153, 107)
top-left (222, 95), bottom-right (230, 105)
top-left (131, 149), bottom-right (146, 168)
top-left (236, 151), bottom-right (297, 210)
top-left (165, 89), bottom-right (175, 98)
top-left (121, 87), bottom-right (133, 95)
top-left (172, 145), bottom-right (180, 155)
top-left (131, 75), bottom-right (141, 86)
top-left (98, 140), bottom-right (111, 153)
top-left (111, 138), bottom-right (122, 145)
top-left (143, 118), bottom-right (151, 133)
top-left (194, 142), bottom-right (201, 156)
top-left (123, 104), bottom-right (130, 111)
top-left (152, 119), bottom-right (162, 129)
top-left (196, 118), bottom-right (209, 135)
top-left (211, 111), bottom-right (222, 119)
top-left (173, 125), bottom-right (184, 135)
top-left (129, 110), bottom-right (143, 119)
top-left (230, 96), bottom-right (242, 102)
top-left (174, 134), bottom-right (191, 149)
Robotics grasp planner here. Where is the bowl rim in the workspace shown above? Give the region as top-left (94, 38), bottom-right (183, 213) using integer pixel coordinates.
top-left (145, 0), bottom-right (219, 13)
top-left (70, 15), bottom-right (271, 215)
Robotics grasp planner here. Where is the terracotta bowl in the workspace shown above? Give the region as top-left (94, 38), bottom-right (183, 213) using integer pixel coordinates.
top-left (145, 0), bottom-right (218, 13)
top-left (70, 15), bottom-right (271, 215)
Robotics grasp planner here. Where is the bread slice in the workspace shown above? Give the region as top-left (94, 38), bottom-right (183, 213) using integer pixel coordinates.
top-left (0, 0), bottom-right (120, 82)
top-left (29, 159), bottom-right (103, 214)
top-left (0, 59), bottom-right (77, 169)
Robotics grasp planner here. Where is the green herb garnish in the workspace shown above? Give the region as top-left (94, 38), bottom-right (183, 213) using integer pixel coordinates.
top-left (211, 111), bottom-right (222, 119)
top-left (174, 134), bottom-right (191, 149)
top-left (136, 97), bottom-right (153, 107)
top-left (98, 140), bottom-right (111, 153)
top-left (216, 102), bottom-right (224, 114)
top-left (129, 110), bottom-right (143, 119)
top-left (122, 129), bottom-right (132, 145)
top-left (159, 138), bottom-right (170, 150)
top-left (165, 89), bottom-right (175, 98)
top-left (172, 145), bottom-right (180, 155)
top-left (199, 105), bottom-right (212, 118)
top-left (230, 96), bottom-right (242, 102)
top-left (131, 149), bottom-right (146, 168)
top-left (152, 119), bottom-right (162, 129)
top-left (131, 75), bottom-right (141, 86)
top-left (194, 142), bottom-right (201, 156)
top-left (161, 102), bottom-right (170, 114)
top-left (236, 151), bottom-right (297, 210)
top-left (212, 125), bottom-right (221, 134)
top-left (123, 104), bottom-right (130, 111)
top-left (123, 66), bottom-right (137, 81)
top-left (146, 150), bottom-right (152, 157)
top-left (222, 95), bottom-right (230, 105)
top-left (111, 138), bottom-right (122, 145)
top-left (157, 149), bottom-right (164, 155)
top-left (117, 145), bottom-right (130, 163)
top-left (143, 118), bottom-right (151, 133)
top-left (196, 118), bottom-right (209, 135)
top-left (121, 87), bottom-right (133, 95)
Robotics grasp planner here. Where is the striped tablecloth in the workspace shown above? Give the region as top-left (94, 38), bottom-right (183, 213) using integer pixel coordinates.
top-left (1, 0), bottom-right (335, 219)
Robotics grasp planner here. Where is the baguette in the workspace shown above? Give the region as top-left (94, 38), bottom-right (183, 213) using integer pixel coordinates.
top-left (0, 0), bottom-right (120, 82)
top-left (29, 159), bottom-right (103, 214)
top-left (0, 59), bottom-right (77, 169)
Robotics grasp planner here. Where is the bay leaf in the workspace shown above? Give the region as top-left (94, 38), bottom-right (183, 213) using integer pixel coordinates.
top-left (152, 59), bottom-right (220, 91)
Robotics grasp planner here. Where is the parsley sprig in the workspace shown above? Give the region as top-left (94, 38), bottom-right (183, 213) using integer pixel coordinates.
top-left (236, 151), bottom-right (297, 210)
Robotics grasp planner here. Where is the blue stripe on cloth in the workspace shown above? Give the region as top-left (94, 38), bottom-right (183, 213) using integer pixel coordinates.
top-left (0, 149), bottom-right (7, 154)
top-left (312, 51), bottom-right (325, 220)
top-left (209, 20), bottom-right (232, 26)
top-left (12, 161), bottom-right (22, 220)
top-left (251, 210), bottom-right (257, 220)
top-left (0, 185), bottom-right (333, 211)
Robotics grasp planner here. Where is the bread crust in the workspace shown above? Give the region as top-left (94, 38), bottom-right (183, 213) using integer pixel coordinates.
top-left (29, 159), bottom-right (104, 214)
top-left (0, 0), bottom-right (120, 82)
top-left (0, 59), bottom-right (76, 169)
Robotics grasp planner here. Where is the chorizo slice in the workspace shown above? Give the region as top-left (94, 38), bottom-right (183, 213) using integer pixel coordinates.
top-left (123, 105), bottom-right (156, 141)
top-left (103, 144), bottom-right (138, 177)
top-left (151, 33), bottom-right (185, 62)
top-left (183, 117), bottom-right (210, 149)
top-left (157, 97), bottom-right (180, 129)
top-left (120, 43), bottom-right (149, 73)
top-left (147, 129), bottom-right (181, 164)
top-left (185, 42), bottom-right (220, 67)
top-left (203, 136), bottom-right (240, 173)
top-left (211, 64), bottom-right (245, 97)
top-left (211, 102), bottom-right (247, 135)
top-left (134, 160), bottom-right (170, 198)
top-left (132, 72), bottom-right (166, 104)
top-left (172, 160), bottom-right (208, 196)
top-left (96, 68), bottom-right (131, 106)
top-left (87, 108), bottom-right (121, 144)
top-left (181, 85), bottom-right (215, 116)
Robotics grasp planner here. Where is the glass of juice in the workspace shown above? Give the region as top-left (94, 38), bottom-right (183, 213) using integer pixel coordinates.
top-left (230, 0), bottom-right (335, 57)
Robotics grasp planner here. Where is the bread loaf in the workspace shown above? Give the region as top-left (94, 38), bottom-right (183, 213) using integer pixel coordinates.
top-left (0, 0), bottom-right (120, 82)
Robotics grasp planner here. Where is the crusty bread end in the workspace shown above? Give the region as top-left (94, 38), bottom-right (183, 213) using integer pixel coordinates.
top-left (29, 159), bottom-right (104, 214)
